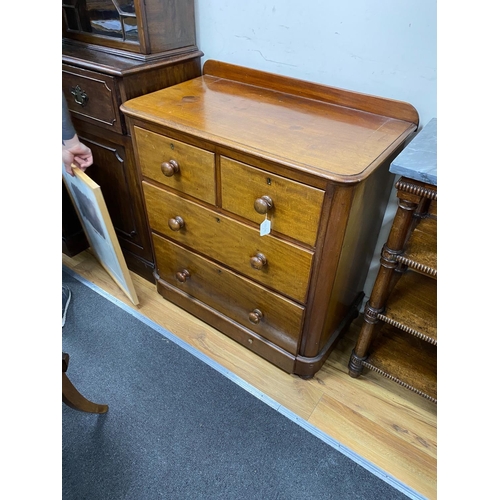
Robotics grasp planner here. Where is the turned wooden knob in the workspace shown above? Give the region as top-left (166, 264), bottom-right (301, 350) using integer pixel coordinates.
top-left (254, 195), bottom-right (273, 214)
top-left (161, 160), bottom-right (180, 177)
top-left (250, 252), bottom-right (267, 270)
top-left (248, 309), bottom-right (263, 324)
top-left (175, 269), bottom-right (190, 283)
top-left (168, 216), bottom-right (185, 231)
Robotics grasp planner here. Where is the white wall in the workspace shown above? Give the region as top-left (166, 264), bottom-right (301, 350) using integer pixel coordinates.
top-left (194, 0), bottom-right (437, 297)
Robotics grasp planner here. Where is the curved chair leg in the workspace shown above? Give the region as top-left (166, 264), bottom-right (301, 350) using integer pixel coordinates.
top-left (62, 373), bottom-right (109, 414)
top-left (62, 352), bottom-right (108, 414)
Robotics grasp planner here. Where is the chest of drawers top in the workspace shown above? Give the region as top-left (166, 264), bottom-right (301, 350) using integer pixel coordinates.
top-left (121, 60), bottom-right (418, 183)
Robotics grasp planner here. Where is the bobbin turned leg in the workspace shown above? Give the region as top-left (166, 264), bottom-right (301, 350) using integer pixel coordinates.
top-left (348, 193), bottom-right (419, 378)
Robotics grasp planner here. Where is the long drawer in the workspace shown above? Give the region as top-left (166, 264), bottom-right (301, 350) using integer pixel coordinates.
top-left (143, 181), bottom-right (314, 303)
top-left (154, 234), bottom-right (304, 354)
top-left (220, 156), bottom-right (325, 246)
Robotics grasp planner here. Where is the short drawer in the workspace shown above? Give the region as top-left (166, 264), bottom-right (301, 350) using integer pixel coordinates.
top-left (143, 182), bottom-right (314, 303)
top-left (153, 234), bottom-right (304, 354)
top-left (134, 127), bottom-right (216, 205)
top-left (220, 156), bottom-right (324, 246)
top-left (62, 64), bottom-right (123, 135)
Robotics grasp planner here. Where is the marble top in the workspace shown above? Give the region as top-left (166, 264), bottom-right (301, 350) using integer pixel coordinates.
top-left (390, 117), bottom-right (437, 186)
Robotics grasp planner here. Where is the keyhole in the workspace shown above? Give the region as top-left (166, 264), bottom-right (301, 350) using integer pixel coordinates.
top-left (267, 178), bottom-right (272, 185)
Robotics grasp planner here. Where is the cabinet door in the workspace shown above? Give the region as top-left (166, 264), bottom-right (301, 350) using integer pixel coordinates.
top-left (63, 0), bottom-right (142, 54)
top-left (62, 0), bottom-right (197, 56)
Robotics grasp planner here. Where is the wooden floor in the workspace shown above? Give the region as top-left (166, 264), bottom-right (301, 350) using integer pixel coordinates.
top-left (62, 250), bottom-right (437, 500)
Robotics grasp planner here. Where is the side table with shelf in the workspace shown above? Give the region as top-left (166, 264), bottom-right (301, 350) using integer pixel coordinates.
top-left (348, 118), bottom-right (437, 403)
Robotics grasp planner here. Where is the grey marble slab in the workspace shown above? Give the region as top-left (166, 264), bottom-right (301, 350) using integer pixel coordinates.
top-left (390, 117), bottom-right (437, 186)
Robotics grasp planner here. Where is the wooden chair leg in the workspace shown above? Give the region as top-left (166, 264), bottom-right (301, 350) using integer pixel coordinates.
top-left (62, 373), bottom-right (109, 414)
top-left (62, 352), bottom-right (108, 414)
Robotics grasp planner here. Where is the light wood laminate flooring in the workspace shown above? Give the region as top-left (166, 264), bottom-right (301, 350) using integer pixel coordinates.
top-left (62, 250), bottom-right (437, 499)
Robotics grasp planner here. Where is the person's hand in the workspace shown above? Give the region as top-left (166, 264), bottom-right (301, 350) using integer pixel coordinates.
top-left (62, 134), bottom-right (93, 176)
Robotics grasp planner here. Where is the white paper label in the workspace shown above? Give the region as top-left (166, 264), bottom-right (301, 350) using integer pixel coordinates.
top-left (260, 218), bottom-right (271, 236)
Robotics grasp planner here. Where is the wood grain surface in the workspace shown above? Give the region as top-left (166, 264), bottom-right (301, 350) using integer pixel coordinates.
top-left (120, 69), bottom-right (416, 183)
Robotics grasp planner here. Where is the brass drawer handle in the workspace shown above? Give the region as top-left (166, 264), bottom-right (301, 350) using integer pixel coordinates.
top-left (175, 269), bottom-right (190, 283)
top-left (70, 85), bottom-right (89, 107)
top-left (250, 252), bottom-right (267, 270)
top-left (254, 195), bottom-right (273, 214)
top-left (168, 216), bottom-right (185, 231)
top-left (248, 309), bottom-right (263, 324)
top-left (161, 160), bottom-right (180, 177)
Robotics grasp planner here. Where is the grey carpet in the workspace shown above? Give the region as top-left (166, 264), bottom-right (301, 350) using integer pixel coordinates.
top-left (62, 268), bottom-right (416, 500)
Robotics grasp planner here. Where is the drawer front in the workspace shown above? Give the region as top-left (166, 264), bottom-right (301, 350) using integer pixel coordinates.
top-left (220, 157), bottom-right (324, 246)
top-left (144, 182), bottom-right (313, 303)
top-left (62, 65), bottom-right (122, 134)
top-left (153, 234), bottom-right (304, 354)
top-left (135, 127), bottom-right (216, 205)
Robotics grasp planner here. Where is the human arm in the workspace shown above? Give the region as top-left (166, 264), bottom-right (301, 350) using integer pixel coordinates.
top-left (62, 92), bottom-right (93, 176)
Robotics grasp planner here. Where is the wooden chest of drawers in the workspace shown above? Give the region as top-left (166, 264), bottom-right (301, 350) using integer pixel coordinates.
top-left (121, 60), bottom-right (419, 376)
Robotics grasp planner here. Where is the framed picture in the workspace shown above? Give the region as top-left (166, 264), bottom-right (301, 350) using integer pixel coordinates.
top-left (62, 164), bottom-right (139, 306)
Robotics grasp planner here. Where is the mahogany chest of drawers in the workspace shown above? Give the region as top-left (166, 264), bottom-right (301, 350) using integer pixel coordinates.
top-left (121, 60), bottom-right (419, 376)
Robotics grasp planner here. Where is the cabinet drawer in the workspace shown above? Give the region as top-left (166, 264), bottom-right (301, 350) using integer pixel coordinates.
top-left (144, 182), bottom-right (313, 303)
top-left (220, 157), bottom-right (324, 246)
top-left (153, 235), bottom-right (304, 354)
top-left (134, 127), bottom-right (216, 205)
top-left (62, 64), bottom-right (123, 135)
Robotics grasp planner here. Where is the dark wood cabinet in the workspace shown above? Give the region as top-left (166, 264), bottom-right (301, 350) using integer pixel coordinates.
top-left (62, 0), bottom-right (202, 282)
